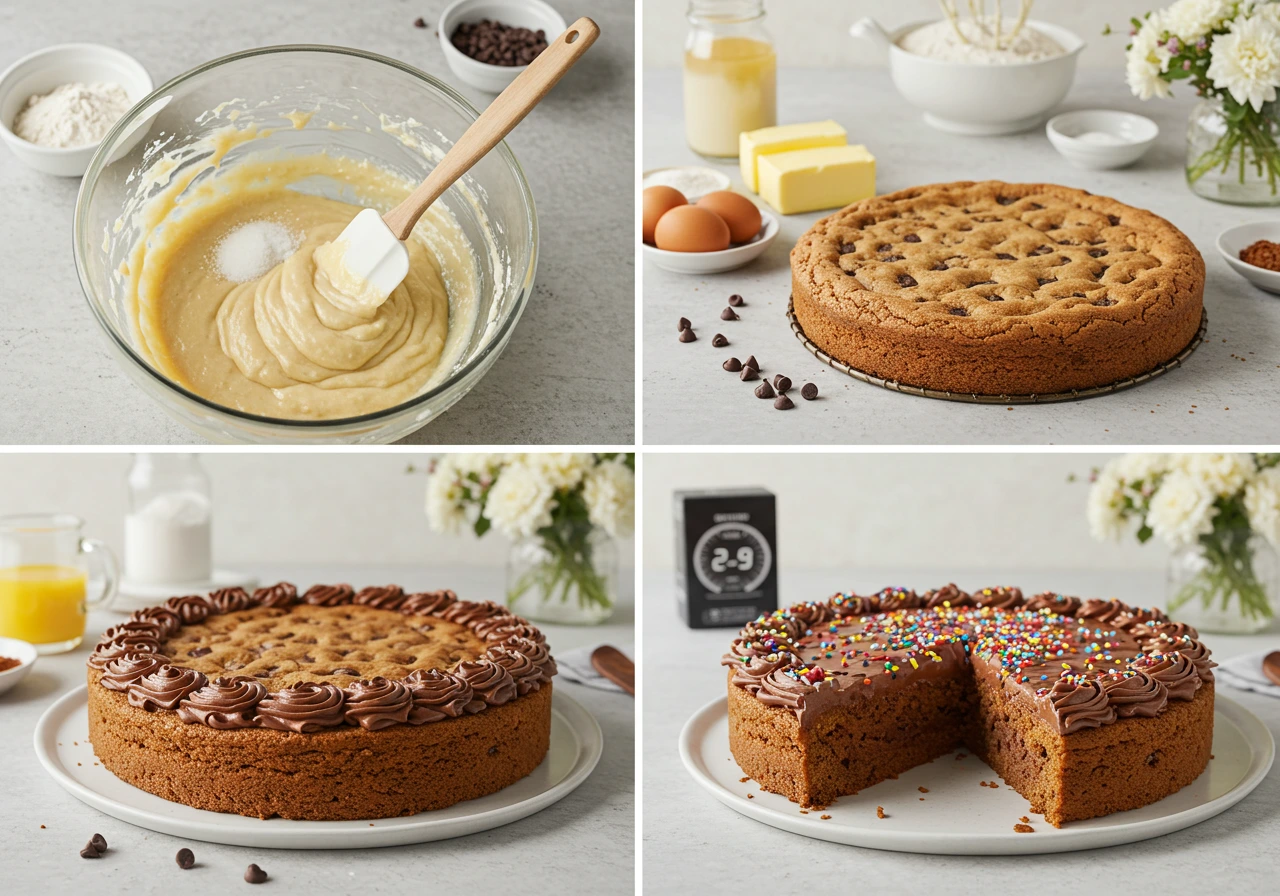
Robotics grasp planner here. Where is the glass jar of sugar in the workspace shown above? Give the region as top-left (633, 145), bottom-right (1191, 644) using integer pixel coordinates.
top-left (124, 454), bottom-right (212, 585)
top-left (683, 0), bottom-right (776, 159)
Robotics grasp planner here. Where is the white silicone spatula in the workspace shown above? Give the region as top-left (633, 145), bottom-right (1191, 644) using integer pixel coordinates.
top-left (329, 17), bottom-right (601, 299)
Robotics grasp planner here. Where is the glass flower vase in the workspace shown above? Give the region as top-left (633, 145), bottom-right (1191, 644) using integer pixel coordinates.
top-left (1166, 528), bottom-right (1278, 634)
top-left (1186, 98), bottom-right (1280, 206)
top-left (506, 522), bottom-right (617, 625)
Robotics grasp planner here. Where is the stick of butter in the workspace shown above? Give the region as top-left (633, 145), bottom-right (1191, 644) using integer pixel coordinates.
top-left (739, 120), bottom-right (847, 193)
top-left (757, 145), bottom-right (876, 216)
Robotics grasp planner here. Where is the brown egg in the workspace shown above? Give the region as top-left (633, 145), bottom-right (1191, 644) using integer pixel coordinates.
top-left (654, 205), bottom-right (731, 253)
top-left (643, 186), bottom-right (688, 245)
top-left (696, 191), bottom-right (763, 244)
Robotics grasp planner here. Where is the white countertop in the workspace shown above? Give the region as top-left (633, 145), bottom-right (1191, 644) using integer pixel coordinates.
top-left (0, 564), bottom-right (635, 895)
top-left (643, 67), bottom-right (1280, 445)
top-left (641, 567), bottom-right (1279, 892)
top-left (0, 0), bottom-right (634, 445)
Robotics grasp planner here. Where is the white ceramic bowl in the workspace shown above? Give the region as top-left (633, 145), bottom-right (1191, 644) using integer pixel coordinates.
top-left (0, 636), bottom-right (37, 696)
top-left (1217, 221), bottom-right (1280, 294)
top-left (644, 210), bottom-right (779, 275)
top-left (0, 43), bottom-right (152, 177)
top-left (851, 18), bottom-right (1084, 135)
top-left (1047, 110), bottom-right (1159, 169)
top-left (439, 0), bottom-right (568, 93)
top-left (642, 166), bottom-right (731, 201)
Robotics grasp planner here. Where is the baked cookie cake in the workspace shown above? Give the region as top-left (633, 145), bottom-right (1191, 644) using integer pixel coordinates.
top-left (86, 583), bottom-right (556, 820)
top-left (791, 181), bottom-right (1205, 395)
top-left (724, 586), bottom-right (1215, 826)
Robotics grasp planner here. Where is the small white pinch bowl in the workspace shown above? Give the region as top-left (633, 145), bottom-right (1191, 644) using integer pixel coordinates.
top-left (439, 0), bottom-right (568, 93)
top-left (642, 166), bottom-right (731, 201)
top-left (1217, 221), bottom-right (1280, 294)
top-left (0, 43), bottom-right (152, 177)
top-left (644, 210), bottom-right (779, 275)
top-left (1047, 110), bottom-right (1159, 169)
top-left (850, 18), bottom-right (1084, 136)
top-left (0, 637), bottom-right (37, 696)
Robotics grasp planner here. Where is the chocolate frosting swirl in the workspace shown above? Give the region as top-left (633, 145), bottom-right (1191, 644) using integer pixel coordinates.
top-left (454, 659), bottom-right (517, 707)
top-left (1132, 621), bottom-right (1200, 645)
top-left (98, 652), bottom-right (169, 691)
top-left (88, 637), bottom-right (164, 670)
top-left (1024, 592), bottom-right (1082, 615)
top-left (876, 587), bottom-right (921, 611)
top-left (101, 620), bottom-right (165, 642)
top-left (128, 664), bottom-right (208, 712)
top-left (973, 586), bottom-right (1023, 609)
top-left (1078, 598), bottom-right (1129, 623)
top-left (485, 646), bottom-right (544, 694)
top-left (405, 669), bottom-right (473, 723)
top-left (757, 666), bottom-right (816, 711)
top-left (723, 637), bottom-right (773, 664)
top-left (352, 585), bottom-right (406, 611)
top-left (342, 677), bottom-right (412, 730)
top-left (177, 676), bottom-right (267, 728)
top-left (256, 682), bottom-right (346, 732)
top-left (441, 600), bottom-right (505, 625)
top-left (741, 615), bottom-right (802, 643)
top-left (474, 613), bottom-right (532, 641)
top-left (480, 620), bottom-right (546, 644)
top-left (400, 589), bottom-right (457, 616)
top-left (208, 587), bottom-right (253, 613)
top-left (252, 581), bottom-right (298, 608)
top-left (1168, 638), bottom-right (1216, 681)
top-left (1045, 678), bottom-right (1115, 734)
top-left (165, 595), bottom-right (212, 624)
top-left (1099, 670), bottom-right (1168, 718)
top-left (787, 601), bottom-right (836, 629)
top-left (729, 653), bottom-right (793, 694)
top-left (831, 592), bottom-right (880, 616)
top-left (924, 583), bottom-right (974, 609)
top-left (302, 583), bottom-right (354, 606)
top-left (1113, 606), bottom-right (1168, 631)
top-left (499, 635), bottom-right (557, 681)
top-left (129, 606), bottom-right (181, 638)
top-left (1132, 652), bottom-right (1201, 701)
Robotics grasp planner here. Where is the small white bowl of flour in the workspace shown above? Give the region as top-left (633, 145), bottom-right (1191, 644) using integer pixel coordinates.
top-left (0, 43), bottom-right (152, 176)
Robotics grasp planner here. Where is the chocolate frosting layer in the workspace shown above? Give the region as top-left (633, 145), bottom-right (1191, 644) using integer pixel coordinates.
top-left (353, 585), bottom-right (406, 610)
top-left (406, 669), bottom-right (474, 723)
top-left (165, 595), bottom-right (212, 624)
top-left (99, 652), bottom-right (169, 691)
top-left (1133, 652), bottom-right (1201, 701)
top-left (400, 589), bottom-right (457, 616)
top-left (128, 664), bottom-right (208, 712)
top-left (342, 677), bottom-right (412, 730)
top-left (486, 646), bottom-right (543, 694)
top-left (454, 659), bottom-right (517, 707)
top-left (177, 676), bottom-right (267, 728)
top-left (256, 682), bottom-right (346, 732)
top-left (253, 581), bottom-right (298, 608)
top-left (302, 584), bottom-right (354, 606)
top-left (209, 587), bottom-right (253, 613)
top-left (1099, 670), bottom-right (1168, 718)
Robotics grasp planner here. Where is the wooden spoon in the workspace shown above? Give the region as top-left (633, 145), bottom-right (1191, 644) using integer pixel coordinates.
top-left (1262, 650), bottom-right (1280, 687)
top-left (591, 644), bottom-right (634, 696)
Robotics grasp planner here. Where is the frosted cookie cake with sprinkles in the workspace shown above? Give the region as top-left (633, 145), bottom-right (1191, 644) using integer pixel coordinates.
top-left (723, 585), bottom-right (1215, 826)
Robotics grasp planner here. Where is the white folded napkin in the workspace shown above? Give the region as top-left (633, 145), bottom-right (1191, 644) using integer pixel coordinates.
top-left (1215, 648), bottom-right (1280, 698)
top-left (554, 644), bottom-right (634, 693)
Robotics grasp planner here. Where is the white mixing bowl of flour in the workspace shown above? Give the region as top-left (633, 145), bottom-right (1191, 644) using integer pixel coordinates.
top-left (850, 18), bottom-right (1084, 136)
top-left (0, 43), bottom-right (152, 177)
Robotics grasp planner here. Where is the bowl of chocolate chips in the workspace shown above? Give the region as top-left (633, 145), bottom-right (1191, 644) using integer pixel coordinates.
top-left (439, 0), bottom-right (565, 92)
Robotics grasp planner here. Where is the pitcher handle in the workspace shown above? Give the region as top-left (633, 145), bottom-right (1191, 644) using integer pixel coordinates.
top-left (80, 537), bottom-right (119, 611)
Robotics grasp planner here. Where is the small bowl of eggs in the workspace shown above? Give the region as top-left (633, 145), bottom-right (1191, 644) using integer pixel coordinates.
top-left (642, 185), bottom-right (778, 275)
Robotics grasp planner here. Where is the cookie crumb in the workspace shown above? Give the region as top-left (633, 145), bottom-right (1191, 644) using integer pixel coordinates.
top-left (917, 786), bottom-right (929, 793)
top-left (820, 814), bottom-right (831, 820)
top-left (1019, 816), bottom-right (1030, 823)
top-left (1014, 823), bottom-right (1035, 833)
top-left (799, 809), bottom-right (809, 814)
top-left (746, 794), bottom-right (754, 799)
top-left (739, 777), bottom-right (749, 783)
top-left (876, 806), bottom-right (886, 819)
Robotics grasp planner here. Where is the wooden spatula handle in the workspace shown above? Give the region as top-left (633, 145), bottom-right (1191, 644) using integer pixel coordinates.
top-left (591, 645), bottom-right (635, 696)
top-left (383, 16), bottom-right (600, 240)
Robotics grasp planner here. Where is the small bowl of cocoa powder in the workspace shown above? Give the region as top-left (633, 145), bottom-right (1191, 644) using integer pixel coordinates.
top-left (1217, 221), bottom-right (1280, 295)
top-left (0, 636), bottom-right (37, 696)
top-left (438, 0), bottom-right (567, 93)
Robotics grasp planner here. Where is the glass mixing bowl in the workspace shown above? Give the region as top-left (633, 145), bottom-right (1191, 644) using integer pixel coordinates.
top-left (74, 46), bottom-right (537, 443)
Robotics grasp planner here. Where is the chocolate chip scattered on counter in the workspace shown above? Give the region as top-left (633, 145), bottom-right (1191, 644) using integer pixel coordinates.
top-left (728, 294), bottom-right (745, 306)
top-left (711, 333), bottom-right (728, 347)
top-left (678, 328), bottom-right (697, 343)
top-left (176, 848), bottom-right (195, 869)
top-left (413, 17), bottom-right (427, 28)
top-left (720, 307), bottom-right (738, 321)
top-left (80, 842), bottom-right (101, 859)
top-left (773, 375), bottom-right (791, 393)
top-left (739, 365), bottom-right (758, 381)
top-left (451, 19), bottom-right (548, 66)
top-left (773, 395), bottom-right (794, 410)
top-left (39, 825), bottom-right (45, 830)
top-left (90, 833), bottom-right (107, 852)
top-left (678, 316), bottom-right (691, 331)
top-left (245, 864), bottom-right (269, 884)
top-left (801, 382), bottom-right (818, 400)
top-left (743, 355), bottom-right (759, 371)
top-left (723, 357), bottom-right (742, 372)
top-left (754, 381), bottom-right (775, 399)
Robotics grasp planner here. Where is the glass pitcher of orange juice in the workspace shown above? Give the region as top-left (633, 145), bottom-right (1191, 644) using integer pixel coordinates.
top-left (0, 514), bottom-right (119, 654)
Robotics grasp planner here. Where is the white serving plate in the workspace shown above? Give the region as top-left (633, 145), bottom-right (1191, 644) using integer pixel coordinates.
top-left (679, 693), bottom-right (1272, 855)
top-left (0, 636), bottom-right (37, 695)
top-left (1217, 221), bottom-right (1280, 294)
top-left (35, 684), bottom-right (602, 849)
top-left (644, 210), bottom-right (779, 275)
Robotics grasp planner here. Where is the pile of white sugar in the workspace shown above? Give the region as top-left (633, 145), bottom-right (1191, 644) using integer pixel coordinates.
top-left (215, 221), bottom-right (299, 282)
top-left (12, 82), bottom-right (132, 148)
top-left (898, 18), bottom-right (1065, 64)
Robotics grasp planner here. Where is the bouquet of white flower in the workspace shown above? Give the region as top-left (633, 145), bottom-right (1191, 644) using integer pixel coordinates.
top-left (1089, 453), bottom-right (1280, 625)
top-left (425, 454), bottom-right (635, 618)
top-left (1125, 1), bottom-right (1280, 198)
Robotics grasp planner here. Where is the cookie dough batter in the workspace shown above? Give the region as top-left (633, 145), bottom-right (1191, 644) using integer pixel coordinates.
top-left (128, 148), bottom-right (477, 420)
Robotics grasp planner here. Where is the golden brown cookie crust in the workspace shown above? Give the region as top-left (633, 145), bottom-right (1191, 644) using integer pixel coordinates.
top-left (791, 181), bottom-right (1205, 395)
